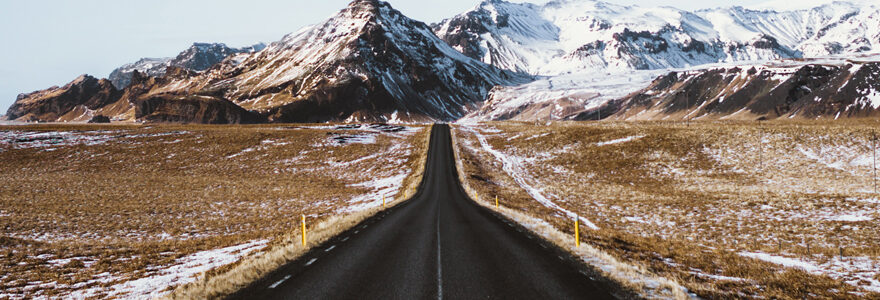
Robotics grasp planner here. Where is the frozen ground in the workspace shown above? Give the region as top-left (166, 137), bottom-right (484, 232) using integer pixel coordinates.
top-left (67, 240), bottom-right (268, 299)
top-left (453, 122), bottom-right (880, 297)
top-left (0, 124), bottom-right (427, 298)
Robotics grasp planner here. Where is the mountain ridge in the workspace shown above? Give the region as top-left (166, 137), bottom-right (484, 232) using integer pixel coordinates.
top-left (6, 0), bottom-right (880, 124)
top-left (434, 0), bottom-right (879, 75)
top-left (108, 42), bottom-right (267, 89)
top-left (5, 0), bottom-right (529, 124)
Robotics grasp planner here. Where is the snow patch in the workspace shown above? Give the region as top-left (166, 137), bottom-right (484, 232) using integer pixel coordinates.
top-left (596, 135), bottom-right (645, 147)
top-left (67, 240), bottom-right (268, 299)
top-left (462, 125), bottom-right (599, 229)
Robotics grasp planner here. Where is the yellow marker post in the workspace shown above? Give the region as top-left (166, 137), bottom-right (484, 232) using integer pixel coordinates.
top-left (383, 195), bottom-right (386, 208)
top-left (495, 195), bottom-right (499, 208)
top-left (574, 218), bottom-right (580, 247)
top-left (301, 214), bottom-right (307, 246)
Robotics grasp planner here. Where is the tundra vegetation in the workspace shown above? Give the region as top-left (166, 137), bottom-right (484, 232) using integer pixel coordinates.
top-left (0, 123), bottom-right (429, 299)
top-left (454, 120), bottom-right (880, 299)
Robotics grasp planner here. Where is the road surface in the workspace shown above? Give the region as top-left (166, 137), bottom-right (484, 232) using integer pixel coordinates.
top-left (229, 124), bottom-right (620, 299)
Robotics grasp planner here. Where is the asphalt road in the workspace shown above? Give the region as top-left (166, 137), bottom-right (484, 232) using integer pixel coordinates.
top-left (229, 124), bottom-right (619, 299)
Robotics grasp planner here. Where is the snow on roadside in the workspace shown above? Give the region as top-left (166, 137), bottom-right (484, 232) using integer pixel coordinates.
top-left (66, 240), bottom-right (268, 299)
top-left (485, 198), bottom-right (690, 298)
top-left (461, 125), bottom-right (599, 229)
top-left (329, 127), bottom-right (421, 213)
top-left (342, 173), bottom-right (409, 213)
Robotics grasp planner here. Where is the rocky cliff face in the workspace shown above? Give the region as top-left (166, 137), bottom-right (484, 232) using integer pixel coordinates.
top-left (6, 69), bottom-right (261, 124)
top-left (108, 42), bottom-right (266, 89)
top-left (605, 59), bottom-right (880, 120)
top-left (6, 75), bottom-right (125, 122)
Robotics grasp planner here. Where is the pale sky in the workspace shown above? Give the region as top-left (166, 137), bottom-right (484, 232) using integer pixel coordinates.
top-left (0, 0), bottom-right (815, 112)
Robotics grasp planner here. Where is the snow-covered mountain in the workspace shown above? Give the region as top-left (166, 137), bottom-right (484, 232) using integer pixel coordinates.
top-left (448, 0), bottom-right (880, 121)
top-left (140, 0), bottom-right (529, 123)
top-left (434, 0), bottom-right (880, 75)
top-left (7, 0), bottom-right (528, 124)
top-left (108, 42), bottom-right (266, 89)
top-left (8, 0), bottom-right (880, 123)
top-left (604, 55), bottom-right (880, 121)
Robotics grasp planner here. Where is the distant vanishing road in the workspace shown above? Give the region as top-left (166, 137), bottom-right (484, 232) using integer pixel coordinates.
top-left (229, 124), bottom-right (618, 299)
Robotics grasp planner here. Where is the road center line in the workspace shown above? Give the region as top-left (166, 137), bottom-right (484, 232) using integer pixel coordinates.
top-left (325, 245), bottom-right (336, 252)
top-left (436, 205), bottom-right (443, 299)
top-left (268, 275), bottom-right (292, 289)
top-left (305, 258), bottom-right (317, 266)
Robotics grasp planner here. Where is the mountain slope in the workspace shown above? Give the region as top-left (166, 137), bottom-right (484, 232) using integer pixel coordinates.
top-left (5, 75), bottom-right (127, 122)
top-left (146, 0), bottom-right (530, 123)
top-left (108, 42), bottom-right (266, 89)
top-left (606, 57), bottom-right (880, 121)
top-left (434, 0), bottom-right (879, 75)
top-left (7, 0), bottom-right (528, 124)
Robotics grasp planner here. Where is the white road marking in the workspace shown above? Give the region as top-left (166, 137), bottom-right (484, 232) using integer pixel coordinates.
top-left (342, 237), bottom-right (349, 242)
top-left (268, 275), bottom-right (292, 289)
top-left (305, 258), bottom-right (317, 266)
top-left (437, 212), bottom-right (443, 300)
top-left (354, 230), bottom-right (360, 234)
top-left (325, 245), bottom-right (336, 252)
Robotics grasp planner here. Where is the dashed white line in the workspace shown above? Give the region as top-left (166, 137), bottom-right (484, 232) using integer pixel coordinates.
top-left (305, 258), bottom-right (317, 266)
top-left (268, 275), bottom-right (292, 289)
top-left (325, 245), bottom-right (336, 252)
top-left (437, 211), bottom-right (443, 300)
top-left (341, 237), bottom-right (350, 242)
top-left (354, 230), bottom-right (360, 234)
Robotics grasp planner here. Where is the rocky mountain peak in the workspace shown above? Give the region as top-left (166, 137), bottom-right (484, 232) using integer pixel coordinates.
top-left (70, 74), bottom-right (98, 85)
top-left (153, 0), bottom-right (531, 122)
top-left (108, 42), bottom-right (265, 89)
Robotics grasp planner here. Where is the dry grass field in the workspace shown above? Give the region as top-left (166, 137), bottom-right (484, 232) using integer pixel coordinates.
top-left (453, 121), bottom-right (880, 299)
top-left (0, 123), bottom-right (429, 299)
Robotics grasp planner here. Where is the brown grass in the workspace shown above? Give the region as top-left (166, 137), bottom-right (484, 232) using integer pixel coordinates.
top-left (0, 123), bottom-right (430, 299)
top-left (452, 120), bottom-right (880, 299)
